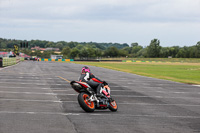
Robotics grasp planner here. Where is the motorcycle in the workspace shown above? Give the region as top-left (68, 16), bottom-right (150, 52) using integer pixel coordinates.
top-left (70, 81), bottom-right (118, 112)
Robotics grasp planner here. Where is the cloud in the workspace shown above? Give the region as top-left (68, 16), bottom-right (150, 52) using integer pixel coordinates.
top-left (1, 0), bottom-right (200, 22)
top-left (0, 0), bottom-right (200, 46)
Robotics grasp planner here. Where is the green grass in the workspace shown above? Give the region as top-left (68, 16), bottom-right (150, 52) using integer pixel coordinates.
top-left (101, 58), bottom-right (200, 63)
top-left (73, 62), bottom-right (200, 85)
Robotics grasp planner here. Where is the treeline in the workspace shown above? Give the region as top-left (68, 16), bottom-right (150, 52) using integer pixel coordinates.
top-left (0, 38), bottom-right (200, 58)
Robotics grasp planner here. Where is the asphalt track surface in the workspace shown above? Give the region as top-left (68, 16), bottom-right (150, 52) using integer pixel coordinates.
top-left (0, 61), bottom-right (200, 133)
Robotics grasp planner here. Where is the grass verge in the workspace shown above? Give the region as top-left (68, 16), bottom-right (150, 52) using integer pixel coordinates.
top-left (73, 62), bottom-right (200, 85)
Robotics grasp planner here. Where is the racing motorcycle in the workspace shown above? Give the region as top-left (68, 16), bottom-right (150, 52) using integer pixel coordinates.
top-left (70, 81), bottom-right (118, 112)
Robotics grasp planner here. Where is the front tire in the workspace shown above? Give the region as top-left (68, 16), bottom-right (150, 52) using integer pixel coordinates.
top-left (78, 92), bottom-right (95, 112)
top-left (109, 100), bottom-right (118, 112)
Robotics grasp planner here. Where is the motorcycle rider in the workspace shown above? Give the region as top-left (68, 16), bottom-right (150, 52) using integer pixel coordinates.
top-left (79, 66), bottom-right (107, 97)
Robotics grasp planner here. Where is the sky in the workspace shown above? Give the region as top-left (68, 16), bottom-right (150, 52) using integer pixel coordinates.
top-left (0, 0), bottom-right (200, 47)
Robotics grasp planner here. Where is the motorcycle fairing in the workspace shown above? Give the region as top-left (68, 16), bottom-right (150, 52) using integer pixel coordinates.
top-left (70, 81), bottom-right (93, 93)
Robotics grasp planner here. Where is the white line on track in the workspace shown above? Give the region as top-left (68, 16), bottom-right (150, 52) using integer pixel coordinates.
top-left (0, 74), bottom-right (52, 77)
top-left (0, 98), bottom-right (77, 103)
top-left (0, 91), bottom-right (77, 96)
top-left (111, 86), bottom-right (165, 90)
top-left (0, 98), bottom-right (62, 103)
top-left (0, 111), bottom-right (200, 119)
top-left (0, 98), bottom-right (199, 107)
top-left (1, 90), bottom-right (200, 98)
top-left (0, 87), bottom-right (70, 91)
top-left (0, 63), bottom-right (19, 71)
top-left (193, 85), bottom-right (200, 87)
top-left (127, 83), bottom-right (135, 84)
top-left (119, 114), bottom-right (200, 119)
top-left (0, 111), bottom-right (80, 116)
top-left (113, 95), bottom-right (200, 99)
top-left (0, 79), bottom-right (66, 82)
top-left (47, 88), bottom-right (70, 90)
top-left (118, 103), bottom-right (200, 107)
top-left (0, 86), bottom-right (51, 89)
top-left (52, 90), bottom-right (72, 92)
top-left (111, 86), bottom-right (129, 88)
top-left (112, 85), bottom-right (200, 90)
top-left (0, 82), bottom-right (64, 86)
top-left (111, 90), bottom-right (200, 94)
top-left (6, 73), bottom-right (52, 76)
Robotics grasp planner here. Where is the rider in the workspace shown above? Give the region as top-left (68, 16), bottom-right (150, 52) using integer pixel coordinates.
top-left (79, 66), bottom-right (107, 97)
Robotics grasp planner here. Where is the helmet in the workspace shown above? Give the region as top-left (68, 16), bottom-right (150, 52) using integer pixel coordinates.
top-left (82, 66), bottom-right (90, 73)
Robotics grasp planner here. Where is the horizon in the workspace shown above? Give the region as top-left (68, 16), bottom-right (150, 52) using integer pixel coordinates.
top-left (1, 37), bottom-right (200, 48)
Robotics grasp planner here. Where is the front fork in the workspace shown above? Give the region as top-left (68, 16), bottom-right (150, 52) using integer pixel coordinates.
top-left (88, 94), bottom-right (101, 107)
top-left (87, 87), bottom-right (110, 108)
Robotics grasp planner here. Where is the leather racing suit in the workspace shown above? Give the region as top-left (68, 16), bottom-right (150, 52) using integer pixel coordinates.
top-left (79, 72), bottom-right (103, 96)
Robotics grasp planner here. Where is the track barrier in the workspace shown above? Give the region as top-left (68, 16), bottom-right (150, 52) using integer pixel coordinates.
top-left (40, 58), bottom-right (74, 62)
top-left (122, 60), bottom-right (181, 63)
top-left (1, 57), bottom-right (24, 67)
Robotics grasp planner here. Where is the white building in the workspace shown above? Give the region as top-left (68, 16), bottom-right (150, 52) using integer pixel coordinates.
top-left (51, 55), bottom-right (63, 59)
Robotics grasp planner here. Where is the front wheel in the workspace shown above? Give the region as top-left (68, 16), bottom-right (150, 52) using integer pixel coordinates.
top-left (78, 92), bottom-right (95, 112)
top-left (109, 100), bottom-right (118, 112)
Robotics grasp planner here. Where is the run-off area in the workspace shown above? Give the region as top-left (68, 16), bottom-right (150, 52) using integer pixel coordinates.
top-left (0, 61), bottom-right (200, 133)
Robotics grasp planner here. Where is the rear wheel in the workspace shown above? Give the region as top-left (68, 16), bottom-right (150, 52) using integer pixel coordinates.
top-left (109, 100), bottom-right (118, 112)
top-left (78, 92), bottom-right (95, 112)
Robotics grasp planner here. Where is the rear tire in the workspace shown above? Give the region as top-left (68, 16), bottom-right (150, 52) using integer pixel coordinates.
top-left (78, 92), bottom-right (95, 112)
top-left (109, 100), bottom-right (118, 112)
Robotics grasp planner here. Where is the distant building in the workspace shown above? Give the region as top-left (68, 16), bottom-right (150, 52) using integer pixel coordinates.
top-left (45, 47), bottom-right (59, 51)
top-left (31, 46), bottom-right (46, 51)
top-left (54, 51), bottom-right (61, 54)
top-left (31, 46), bottom-right (59, 51)
top-left (51, 55), bottom-right (63, 59)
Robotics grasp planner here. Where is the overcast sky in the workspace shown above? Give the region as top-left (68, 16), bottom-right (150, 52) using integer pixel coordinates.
top-left (0, 0), bottom-right (200, 47)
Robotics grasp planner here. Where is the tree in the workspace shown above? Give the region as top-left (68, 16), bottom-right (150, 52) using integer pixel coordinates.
top-left (75, 44), bottom-right (84, 50)
top-left (70, 48), bottom-right (80, 59)
top-left (137, 48), bottom-right (148, 57)
top-left (33, 50), bottom-right (42, 57)
top-left (104, 47), bottom-right (119, 57)
top-left (131, 45), bottom-right (143, 57)
top-left (147, 39), bottom-right (161, 57)
top-left (45, 42), bottom-right (54, 48)
top-left (61, 47), bottom-right (71, 57)
top-left (176, 48), bottom-right (185, 58)
top-left (123, 47), bottom-right (132, 54)
top-left (79, 48), bottom-right (89, 59)
top-left (68, 42), bottom-right (78, 48)
top-left (131, 42), bottom-right (138, 47)
top-left (55, 43), bottom-right (63, 50)
top-left (95, 48), bottom-right (102, 58)
top-left (195, 41), bottom-right (200, 58)
top-left (160, 47), bottom-right (169, 58)
top-left (87, 47), bottom-right (96, 58)
top-left (41, 51), bottom-right (54, 58)
top-left (119, 49), bottom-right (128, 57)
top-left (0, 42), bottom-right (7, 48)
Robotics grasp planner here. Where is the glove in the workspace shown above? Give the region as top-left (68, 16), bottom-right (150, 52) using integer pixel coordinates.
top-left (103, 81), bottom-right (108, 85)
